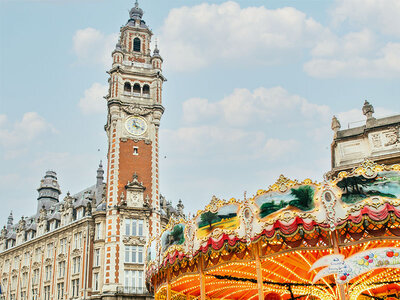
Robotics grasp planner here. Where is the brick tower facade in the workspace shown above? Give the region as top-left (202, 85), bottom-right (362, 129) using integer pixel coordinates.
top-left (103, 1), bottom-right (165, 296)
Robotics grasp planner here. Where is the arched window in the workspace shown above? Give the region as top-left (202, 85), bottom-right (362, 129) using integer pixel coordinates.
top-left (143, 84), bottom-right (150, 97)
top-left (133, 83), bottom-right (141, 95)
top-left (133, 38), bottom-right (141, 52)
top-left (124, 82), bottom-right (131, 94)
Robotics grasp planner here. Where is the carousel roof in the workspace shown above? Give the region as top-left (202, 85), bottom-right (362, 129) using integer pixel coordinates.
top-left (146, 161), bottom-right (400, 300)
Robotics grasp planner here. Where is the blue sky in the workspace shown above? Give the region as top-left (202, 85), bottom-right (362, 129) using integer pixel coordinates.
top-left (0, 0), bottom-right (399, 223)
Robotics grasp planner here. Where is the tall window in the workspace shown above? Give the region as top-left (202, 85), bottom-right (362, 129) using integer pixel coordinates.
top-left (47, 243), bottom-right (53, 258)
top-left (72, 279), bottom-right (79, 297)
top-left (72, 257), bottom-right (80, 274)
top-left (22, 272), bottom-right (28, 288)
top-left (124, 270), bottom-right (144, 293)
top-left (21, 291), bottom-right (27, 300)
top-left (125, 245), bottom-right (143, 263)
top-left (58, 261), bottom-right (66, 278)
top-left (32, 288), bottom-right (38, 300)
top-left (11, 275), bottom-right (17, 289)
top-left (95, 223), bottom-right (102, 240)
top-left (59, 238), bottom-right (67, 254)
top-left (34, 248), bottom-right (41, 261)
top-left (57, 283), bottom-right (64, 300)
top-left (24, 252), bottom-right (30, 265)
top-left (73, 232), bottom-right (82, 249)
top-left (93, 273), bottom-right (99, 291)
top-left (133, 37), bottom-right (141, 52)
top-left (94, 249), bottom-right (100, 267)
top-left (44, 285), bottom-right (50, 300)
top-left (32, 269), bottom-right (39, 285)
top-left (13, 256), bottom-right (19, 269)
top-left (45, 265), bottom-right (52, 281)
top-left (125, 219), bottom-right (143, 236)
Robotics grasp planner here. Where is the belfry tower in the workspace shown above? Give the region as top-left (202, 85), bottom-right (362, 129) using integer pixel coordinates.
top-left (103, 1), bottom-right (165, 294)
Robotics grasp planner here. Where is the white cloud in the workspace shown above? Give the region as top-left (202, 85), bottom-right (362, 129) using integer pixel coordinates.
top-left (165, 86), bottom-right (331, 163)
top-left (160, 1), bottom-right (327, 71)
top-left (0, 112), bottom-right (56, 151)
top-left (332, 0), bottom-right (400, 37)
top-left (305, 39), bottom-right (400, 78)
top-left (183, 86), bottom-right (330, 126)
top-left (79, 83), bottom-right (108, 114)
top-left (73, 28), bottom-right (118, 68)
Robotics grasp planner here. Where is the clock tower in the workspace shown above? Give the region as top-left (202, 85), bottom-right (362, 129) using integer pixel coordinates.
top-left (103, 1), bottom-right (165, 294)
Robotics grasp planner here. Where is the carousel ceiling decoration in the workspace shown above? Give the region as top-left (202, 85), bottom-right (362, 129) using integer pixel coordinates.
top-left (146, 161), bottom-right (400, 300)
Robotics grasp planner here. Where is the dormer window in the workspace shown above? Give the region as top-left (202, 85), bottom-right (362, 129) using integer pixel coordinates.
top-left (133, 38), bottom-right (141, 52)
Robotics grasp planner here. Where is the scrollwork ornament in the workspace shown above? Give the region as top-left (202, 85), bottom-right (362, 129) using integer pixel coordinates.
top-left (123, 104), bottom-right (152, 116)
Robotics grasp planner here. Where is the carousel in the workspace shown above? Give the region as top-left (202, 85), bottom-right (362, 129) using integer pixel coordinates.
top-left (146, 161), bottom-right (400, 300)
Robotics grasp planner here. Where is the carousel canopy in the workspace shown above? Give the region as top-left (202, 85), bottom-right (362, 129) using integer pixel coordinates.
top-left (146, 161), bottom-right (400, 300)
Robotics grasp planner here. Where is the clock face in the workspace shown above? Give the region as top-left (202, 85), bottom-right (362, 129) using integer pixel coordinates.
top-left (125, 116), bottom-right (147, 136)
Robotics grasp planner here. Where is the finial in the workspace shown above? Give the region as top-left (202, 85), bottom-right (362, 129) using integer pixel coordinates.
top-left (244, 191), bottom-right (247, 201)
top-left (99, 160), bottom-right (103, 168)
top-left (362, 100), bottom-right (374, 120)
top-left (331, 115), bottom-right (341, 132)
top-left (7, 211), bottom-right (13, 227)
top-left (135, 0), bottom-right (139, 8)
top-left (133, 172), bottom-right (138, 180)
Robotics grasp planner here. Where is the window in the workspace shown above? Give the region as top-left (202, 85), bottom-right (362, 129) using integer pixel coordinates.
top-left (125, 245), bottom-right (143, 263)
top-left (133, 37), bottom-right (141, 52)
top-left (95, 223), bottom-right (102, 240)
top-left (124, 270), bottom-right (144, 293)
top-left (93, 273), bottom-right (99, 291)
top-left (73, 257), bottom-right (81, 274)
top-left (73, 232), bottom-right (82, 249)
top-left (72, 279), bottom-right (79, 297)
top-left (49, 220), bottom-right (57, 231)
top-left (124, 82), bottom-right (131, 94)
top-left (44, 285), bottom-right (50, 300)
top-left (47, 243), bottom-right (53, 258)
top-left (11, 275), bottom-right (17, 289)
top-left (143, 84), bottom-right (150, 97)
top-left (94, 249), bottom-right (100, 267)
top-left (21, 291), bottom-right (27, 300)
top-left (125, 219), bottom-right (143, 236)
top-left (133, 83), bottom-right (141, 95)
top-left (34, 248), bottom-right (41, 261)
top-left (10, 294), bottom-right (15, 300)
top-left (22, 272), bottom-right (28, 288)
top-left (133, 147), bottom-right (139, 155)
top-left (45, 265), bottom-right (52, 281)
top-left (32, 288), bottom-right (38, 300)
top-left (13, 256), bottom-right (19, 269)
top-left (76, 208), bottom-right (84, 219)
top-left (59, 238), bottom-right (67, 254)
top-left (58, 261), bottom-right (66, 278)
top-left (32, 269), bottom-right (39, 285)
top-left (24, 252), bottom-right (30, 265)
top-left (57, 282), bottom-right (64, 300)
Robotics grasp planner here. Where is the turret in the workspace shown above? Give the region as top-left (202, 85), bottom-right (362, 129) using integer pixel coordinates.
top-left (37, 171), bottom-right (61, 215)
top-left (7, 211), bottom-right (13, 230)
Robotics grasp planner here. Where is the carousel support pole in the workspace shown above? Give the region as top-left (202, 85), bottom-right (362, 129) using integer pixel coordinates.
top-left (167, 269), bottom-right (172, 300)
top-left (331, 230), bottom-right (347, 300)
top-left (199, 255), bottom-right (206, 300)
top-left (254, 242), bottom-right (265, 300)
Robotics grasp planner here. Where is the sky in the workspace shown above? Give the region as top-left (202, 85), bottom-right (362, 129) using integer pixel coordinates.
top-left (0, 0), bottom-right (399, 223)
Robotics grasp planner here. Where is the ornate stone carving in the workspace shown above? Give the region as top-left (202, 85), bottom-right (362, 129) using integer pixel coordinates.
top-left (122, 236), bottom-right (146, 245)
top-left (384, 126), bottom-right (400, 146)
top-left (71, 248), bottom-right (82, 257)
top-left (122, 104), bottom-right (152, 116)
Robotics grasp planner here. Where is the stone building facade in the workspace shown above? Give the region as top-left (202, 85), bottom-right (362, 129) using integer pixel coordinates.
top-left (0, 2), bottom-right (184, 299)
top-left (329, 101), bottom-right (400, 177)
